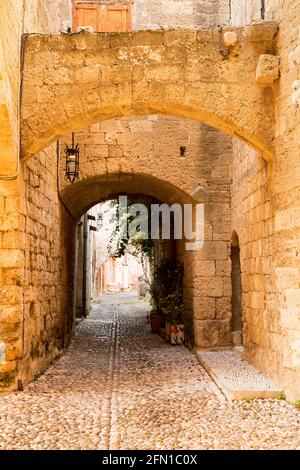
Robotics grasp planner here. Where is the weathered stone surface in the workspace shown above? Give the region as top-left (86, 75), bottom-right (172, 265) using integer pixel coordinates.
top-left (246, 20), bottom-right (279, 42)
top-left (21, 26), bottom-right (276, 160)
top-left (197, 351), bottom-right (281, 400)
top-left (256, 54), bottom-right (281, 86)
top-left (0, 0), bottom-right (300, 407)
top-left (230, 0), bottom-right (300, 404)
top-left (0, 342), bottom-right (5, 364)
top-left (0, 298), bottom-right (299, 450)
top-left (223, 31), bottom-right (238, 47)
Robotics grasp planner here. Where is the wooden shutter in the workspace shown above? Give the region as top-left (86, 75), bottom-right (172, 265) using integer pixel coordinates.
top-left (73, 2), bottom-right (131, 33)
top-left (73, 2), bottom-right (99, 32)
top-left (98, 5), bottom-right (131, 32)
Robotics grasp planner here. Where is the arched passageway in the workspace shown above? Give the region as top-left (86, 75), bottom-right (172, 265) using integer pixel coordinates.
top-left (0, 0), bottom-right (300, 440)
top-left (1, 22), bottom-right (282, 394)
top-left (60, 172), bottom-right (195, 220)
top-left (56, 113), bottom-right (234, 352)
top-left (21, 24), bottom-right (278, 160)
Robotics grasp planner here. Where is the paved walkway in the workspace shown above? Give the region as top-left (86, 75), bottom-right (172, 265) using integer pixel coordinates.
top-left (0, 294), bottom-right (299, 450)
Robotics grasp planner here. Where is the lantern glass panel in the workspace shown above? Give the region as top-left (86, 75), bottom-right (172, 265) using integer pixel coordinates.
top-left (65, 140), bottom-right (80, 183)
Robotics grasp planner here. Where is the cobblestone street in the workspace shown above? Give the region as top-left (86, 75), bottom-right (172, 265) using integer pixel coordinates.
top-left (0, 295), bottom-right (299, 450)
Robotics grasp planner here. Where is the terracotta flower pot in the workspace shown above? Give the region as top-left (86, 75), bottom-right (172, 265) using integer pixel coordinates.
top-left (150, 315), bottom-right (163, 334)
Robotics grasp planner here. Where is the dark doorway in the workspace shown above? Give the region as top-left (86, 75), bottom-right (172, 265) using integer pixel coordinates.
top-left (231, 232), bottom-right (243, 346)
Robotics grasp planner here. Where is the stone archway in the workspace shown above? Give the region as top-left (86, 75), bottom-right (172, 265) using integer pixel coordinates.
top-left (21, 23), bottom-right (278, 160)
top-left (2, 21), bottom-right (280, 392)
top-left (61, 170), bottom-right (196, 220)
top-left (53, 113), bottom-right (234, 351)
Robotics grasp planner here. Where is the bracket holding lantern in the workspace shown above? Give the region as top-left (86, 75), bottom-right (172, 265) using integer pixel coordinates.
top-left (65, 132), bottom-right (80, 183)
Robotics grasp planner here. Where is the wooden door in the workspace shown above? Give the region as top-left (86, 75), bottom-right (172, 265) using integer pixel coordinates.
top-left (73, 2), bottom-right (131, 32)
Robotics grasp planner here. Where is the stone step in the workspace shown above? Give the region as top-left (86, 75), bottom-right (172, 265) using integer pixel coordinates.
top-left (196, 350), bottom-right (282, 401)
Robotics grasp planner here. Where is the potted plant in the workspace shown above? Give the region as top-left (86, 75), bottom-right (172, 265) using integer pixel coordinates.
top-left (149, 268), bottom-right (164, 334)
top-left (164, 291), bottom-right (185, 345)
top-left (150, 259), bottom-right (185, 344)
top-left (149, 312), bottom-right (164, 333)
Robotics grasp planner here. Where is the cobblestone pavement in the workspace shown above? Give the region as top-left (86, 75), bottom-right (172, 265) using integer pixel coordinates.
top-left (0, 294), bottom-right (299, 450)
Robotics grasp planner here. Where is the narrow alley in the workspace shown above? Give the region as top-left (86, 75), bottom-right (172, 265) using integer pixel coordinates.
top-left (0, 295), bottom-right (299, 451)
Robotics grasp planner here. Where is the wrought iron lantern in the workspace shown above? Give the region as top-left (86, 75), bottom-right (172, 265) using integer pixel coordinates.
top-left (65, 133), bottom-right (80, 183)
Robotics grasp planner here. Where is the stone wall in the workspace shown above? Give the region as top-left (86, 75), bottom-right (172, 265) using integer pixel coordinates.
top-left (0, 142), bottom-right (74, 391)
top-left (70, 0), bottom-right (230, 30)
top-left (21, 27), bottom-right (275, 159)
top-left (23, 0), bottom-right (72, 33)
top-left (2, 0), bottom-right (300, 402)
top-left (229, 0), bottom-right (300, 401)
top-left (0, 0), bottom-right (72, 155)
top-left (0, 176), bottom-right (24, 389)
top-left (0, 0), bottom-right (73, 390)
top-left (264, 0), bottom-right (300, 402)
top-left (177, 127), bottom-right (233, 348)
top-left (0, 0), bottom-right (24, 385)
top-left (20, 143), bottom-right (74, 385)
top-left (59, 116), bottom-right (232, 210)
top-left (230, 0), bottom-right (263, 25)
top-left (230, 139), bottom-right (276, 371)
top-left (0, 0), bottom-right (23, 153)
top-left (132, 0), bottom-right (230, 29)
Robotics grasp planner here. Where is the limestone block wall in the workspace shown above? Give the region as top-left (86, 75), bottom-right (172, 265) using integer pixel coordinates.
top-left (23, 0), bottom-right (72, 33)
top-left (177, 127), bottom-right (233, 348)
top-left (21, 26), bottom-right (275, 159)
top-left (0, 0), bottom-right (24, 386)
top-left (20, 143), bottom-right (74, 385)
top-left (269, 0), bottom-right (300, 402)
top-left (60, 116), bottom-right (232, 203)
top-left (132, 0), bottom-right (230, 29)
top-left (0, 0), bottom-right (23, 153)
top-left (230, 0), bottom-right (263, 25)
top-left (229, 0), bottom-right (300, 401)
top-left (70, 0), bottom-right (230, 30)
top-left (0, 141), bottom-right (74, 390)
top-left (0, 0), bottom-right (72, 156)
top-left (231, 139), bottom-right (276, 374)
top-left (0, 177), bottom-right (24, 389)
top-left (0, 0), bottom-right (73, 390)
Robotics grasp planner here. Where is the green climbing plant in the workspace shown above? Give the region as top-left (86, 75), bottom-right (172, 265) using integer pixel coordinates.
top-left (108, 198), bottom-right (154, 263)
